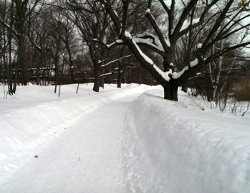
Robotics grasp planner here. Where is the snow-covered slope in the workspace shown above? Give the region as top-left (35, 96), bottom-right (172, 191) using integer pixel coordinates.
top-left (125, 89), bottom-right (250, 193)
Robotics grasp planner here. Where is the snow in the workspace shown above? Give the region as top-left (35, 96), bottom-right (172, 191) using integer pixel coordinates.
top-left (198, 43), bottom-right (202, 48)
top-left (114, 10), bottom-right (118, 17)
top-left (145, 57), bottom-right (199, 81)
top-left (0, 84), bottom-right (249, 193)
top-left (181, 18), bottom-right (200, 31)
top-left (153, 65), bottom-right (172, 81)
top-left (172, 66), bottom-right (187, 79)
top-left (165, 37), bottom-right (171, 47)
top-left (172, 58), bottom-right (198, 79)
top-left (101, 55), bottom-right (132, 68)
top-left (131, 39), bottom-right (154, 65)
top-left (125, 88), bottom-right (250, 193)
top-left (124, 31), bottom-right (132, 39)
top-left (145, 9), bottom-right (150, 14)
top-left (190, 58), bottom-right (198, 67)
top-left (124, 31), bottom-right (155, 65)
top-left (133, 37), bottom-right (164, 52)
top-left (0, 84), bottom-right (149, 190)
top-left (106, 39), bottom-right (123, 48)
top-left (100, 72), bottom-right (112, 77)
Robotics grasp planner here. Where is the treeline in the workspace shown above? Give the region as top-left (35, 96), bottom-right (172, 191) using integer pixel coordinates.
top-left (0, 0), bottom-right (250, 103)
top-left (0, 0), bottom-right (155, 94)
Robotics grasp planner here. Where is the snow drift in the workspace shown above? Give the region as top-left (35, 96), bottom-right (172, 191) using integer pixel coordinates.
top-left (125, 89), bottom-right (250, 193)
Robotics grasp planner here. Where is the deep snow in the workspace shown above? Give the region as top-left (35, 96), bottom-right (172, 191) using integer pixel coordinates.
top-left (125, 89), bottom-right (250, 193)
top-left (0, 84), bottom-right (250, 193)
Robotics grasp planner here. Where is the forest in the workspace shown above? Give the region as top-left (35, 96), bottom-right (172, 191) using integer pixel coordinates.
top-left (0, 0), bottom-right (249, 104)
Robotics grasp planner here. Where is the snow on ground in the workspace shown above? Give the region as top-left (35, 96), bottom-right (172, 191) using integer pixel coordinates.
top-left (125, 88), bottom-right (250, 193)
top-left (0, 83), bottom-right (149, 189)
top-left (0, 84), bottom-right (250, 193)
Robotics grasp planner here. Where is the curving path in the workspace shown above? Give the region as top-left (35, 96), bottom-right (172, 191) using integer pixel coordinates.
top-left (0, 94), bottom-right (139, 193)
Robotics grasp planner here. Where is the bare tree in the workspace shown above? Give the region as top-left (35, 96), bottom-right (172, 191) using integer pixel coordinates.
top-left (0, 0), bottom-right (42, 93)
top-left (99, 0), bottom-right (250, 100)
top-left (63, 0), bottom-right (112, 92)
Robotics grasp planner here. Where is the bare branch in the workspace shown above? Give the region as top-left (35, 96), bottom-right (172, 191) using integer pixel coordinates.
top-left (145, 10), bottom-right (170, 53)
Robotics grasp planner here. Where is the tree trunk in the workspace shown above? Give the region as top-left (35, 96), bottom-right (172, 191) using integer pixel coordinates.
top-left (117, 72), bottom-right (122, 88)
top-left (163, 80), bottom-right (178, 101)
top-left (65, 38), bottom-right (75, 83)
top-left (7, 0), bottom-right (14, 95)
top-left (117, 47), bottom-right (124, 88)
top-left (162, 48), bottom-right (179, 101)
top-left (117, 65), bottom-right (122, 88)
top-left (89, 43), bottom-right (102, 92)
top-left (36, 50), bottom-right (43, 85)
top-left (19, 47), bottom-right (28, 85)
top-left (54, 59), bottom-right (58, 94)
top-left (93, 61), bottom-right (100, 92)
top-left (54, 35), bottom-right (61, 93)
top-left (100, 76), bottom-right (104, 88)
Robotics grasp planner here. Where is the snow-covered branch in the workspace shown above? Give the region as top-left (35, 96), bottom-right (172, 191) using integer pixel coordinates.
top-left (101, 55), bottom-right (132, 68)
top-left (145, 9), bottom-right (170, 52)
top-left (100, 72), bottom-right (113, 77)
top-left (92, 36), bottom-right (165, 55)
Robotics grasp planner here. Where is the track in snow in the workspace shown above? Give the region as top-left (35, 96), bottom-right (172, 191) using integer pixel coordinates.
top-left (0, 94), bottom-right (139, 193)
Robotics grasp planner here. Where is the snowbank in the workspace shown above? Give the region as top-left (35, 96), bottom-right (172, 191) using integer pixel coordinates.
top-left (125, 89), bottom-right (250, 193)
top-left (0, 84), bottom-right (148, 186)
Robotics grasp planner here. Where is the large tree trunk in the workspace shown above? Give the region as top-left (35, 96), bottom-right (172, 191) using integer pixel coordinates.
top-left (15, 0), bottom-right (29, 86)
top-left (163, 80), bottom-right (178, 101)
top-left (89, 43), bottom-right (102, 92)
top-left (7, 0), bottom-right (14, 94)
top-left (100, 76), bottom-right (104, 88)
top-left (65, 38), bottom-right (75, 83)
top-left (18, 37), bottom-right (28, 85)
top-left (162, 48), bottom-right (178, 101)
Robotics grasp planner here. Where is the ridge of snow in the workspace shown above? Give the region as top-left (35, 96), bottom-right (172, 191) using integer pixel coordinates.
top-left (133, 37), bottom-right (164, 52)
top-left (125, 31), bottom-right (156, 64)
top-left (126, 89), bottom-right (250, 193)
top-left (131, 38), bottom-right (154, 65)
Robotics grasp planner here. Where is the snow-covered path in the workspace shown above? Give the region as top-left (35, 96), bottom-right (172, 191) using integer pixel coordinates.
top-left (0, 92), bottom-right (138, 193)
top-left (1, 85), bottom-right (250, 193)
